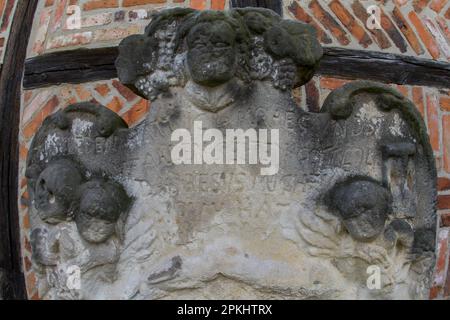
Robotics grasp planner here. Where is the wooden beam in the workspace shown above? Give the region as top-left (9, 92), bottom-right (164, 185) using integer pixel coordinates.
top-left (24, 47), bottom-right (119, 89)
top-left (230, 0), bottom-right (283, 16)
top-left (23, 46), bottom-right (450, 90)
top-left (0, 0), bottom-right (38, 300)
top-left (319, 47), bottom-right (450, 89)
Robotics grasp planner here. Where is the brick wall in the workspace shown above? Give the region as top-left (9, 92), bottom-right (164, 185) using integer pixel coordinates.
top-left (15, 0), bottom-right (450, 299)
top-left (0, 0), bottom-right (18, 63)
top-left (26, 0), bottom-right (450, 60)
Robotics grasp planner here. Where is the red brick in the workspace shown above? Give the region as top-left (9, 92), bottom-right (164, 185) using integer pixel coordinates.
top-left (378, 8), bottom-right (408, 53)
top-left (445, 254), bottom-right (450, 297)
top-left (394, 0), bottom-right (408, 6)
top-left (19, 144), bottom-right (28, 161)
top-left (409, 11), bottom-right (440, 59)
top-left (423, 18), bottom-right (450, 60)
top-left (123, 0), bottom-right (165, 6)
top-left (309, 0), bottom-right (350, 46)
top-left (438, 195), bottom-right (450, 210)
top-left (83, 0), bottom-right (119, 11)
top-left (75, 85), bottom-right (92, 101)
top-left (430, 0), bottom-right (447, 13)
top-left (438, 177), bottom-right (450, 191)
top-left (436, 17), bottom-right (450, 43)
top-left (430, 285), bottom-right (440, 299)
top-left (26, 272), bottom-right (37, 296)
top-left (288, 1), bottom-right (332, 44)
top-left (412, 87), bottom-right (425, 117)
top-left (190, 0), bottom-right (206, 10)
top-left (431, 228), bottom-right (449, 293)
top-left (396, 84), bottom-right (409, 98)
top-left (305, 79), bottom-right (320, 112)
top-left (426, 94), bottom-right (440, 152)
top-left (30, 291), bottom-right (40, 300)
top-left (23, 96), bottom-right (60, 139)
top-left (413, 0), bottom-right (431, 13)
top-left (95, 83), bottom-right (110, 97)
top-left (106, 96), bottom-right (124, 113)
top-left (23, 91), bottom-right (33, 105)
top-left (24, 256), bottom-right (32, 273)
top-left (436, 155), bottom-right (443, 172)
top-left (40, 96), bottom-right (60, 119)
top-left (51, 0), bottom-right (68, 33)
top-left (22, 212), bottom-right (30, 230)
top-left (47, 32), bottom-right (93, 49)
top-left (0, 0), bottom-right (6, 19)
top-left (211, 0), bottom-right (225, 10)
top-left (320, 77), bottom-right (350, 90)
top-left (20, 177), bottom-right (27, 189)
top-left (351, 0), bottom-right (392, 50)
top-left (93, 26), bottom-right (140, 42)
top-left (33, 7), bottom-right (52, 54)
top-left (112, 80), bottom-right (137, 102)
top-left (0, 2), bottom-right (5, 22)
top-left (392, 7), bottom-right (424, 55)
top-left (443, 115), bottom-right (450, 173)
top-left (440, 97), bottom-right (450, 111)
top-left (1, 0), bottom-right (15, 32)
top-left (441, 212), bottom-right (450, 227)
top-left (122, 99), bottom-right (150, 126)
top-left (328, 0), bottom-right (372, 48)
top-left (23, 236), bottom-right (32, 254)
top-left (24, 94), bottom-right (57, 126)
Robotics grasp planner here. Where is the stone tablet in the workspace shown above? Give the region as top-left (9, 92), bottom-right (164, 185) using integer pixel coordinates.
top-left (26, 8), bottom-right (437, 299)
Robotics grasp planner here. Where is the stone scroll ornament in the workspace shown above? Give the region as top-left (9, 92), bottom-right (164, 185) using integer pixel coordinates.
top-left (27, 8), bottom-right (437, 299)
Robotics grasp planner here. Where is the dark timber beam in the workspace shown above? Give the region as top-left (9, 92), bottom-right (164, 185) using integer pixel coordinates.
top-left (23, 46), bottom-right (450, 90)
top-left (230, 0), bottom-right (283, 16)
top-left (0, 0), bottom-right (38, 300)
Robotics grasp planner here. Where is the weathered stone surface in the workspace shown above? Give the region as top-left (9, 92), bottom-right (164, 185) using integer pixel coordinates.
top-left (27, 8), bottom-right (437, 300)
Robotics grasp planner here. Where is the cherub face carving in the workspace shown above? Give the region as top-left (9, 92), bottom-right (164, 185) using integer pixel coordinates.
top-left (328, 177), bottom-right (391, 242)
top-left (75, 180), bottom-right (129, 243)
top-left (186, 21), bottom-right (238, 87)
top-left (34, 160), bottom-right (83, 224)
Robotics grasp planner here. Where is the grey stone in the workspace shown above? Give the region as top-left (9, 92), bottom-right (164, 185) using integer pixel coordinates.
top-left (26, 8), bottom-right (437, 300)
top-left (34, 159), bottom-right (84, 224)
top-left (76, 179), bottom-right (130, 243)
top-left (326, 176), bottom-right (391, 242)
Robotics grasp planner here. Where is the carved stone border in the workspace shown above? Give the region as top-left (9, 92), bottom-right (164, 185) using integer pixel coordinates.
top-left (0, 0), bottom-right (38, 300)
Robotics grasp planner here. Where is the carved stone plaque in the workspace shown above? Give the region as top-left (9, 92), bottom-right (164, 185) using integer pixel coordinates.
top-left (26, 8), bottom-right (437, 299)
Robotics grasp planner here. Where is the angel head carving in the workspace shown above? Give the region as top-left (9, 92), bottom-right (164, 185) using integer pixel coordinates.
top-left (327, 176), bottom-right (392, 242)
top-left (116, 7), bottom-right (323, 100)
top-left (76, 179), bottom-right (130, 243)
top-left (35, 159), bottom-right (84, 224)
